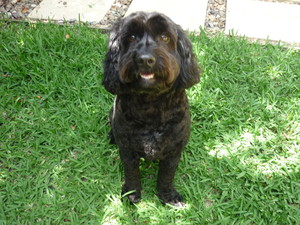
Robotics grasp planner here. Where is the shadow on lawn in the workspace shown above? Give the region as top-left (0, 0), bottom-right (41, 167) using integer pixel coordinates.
top-left (1, 22), bottom-right (299, 223)
top-left (102, 37), bottom-right (300, 223)
top-left (179, 37), bottom-right (300, 223)
top-left (188, 36), bottom-right (299, 174)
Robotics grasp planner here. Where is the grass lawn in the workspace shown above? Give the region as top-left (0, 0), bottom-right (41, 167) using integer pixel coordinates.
top-left (0, 20), bottom-right (299, 224)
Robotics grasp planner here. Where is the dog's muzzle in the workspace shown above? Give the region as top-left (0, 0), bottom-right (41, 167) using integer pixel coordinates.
top-left (137, 53), bottom-right (156, 80)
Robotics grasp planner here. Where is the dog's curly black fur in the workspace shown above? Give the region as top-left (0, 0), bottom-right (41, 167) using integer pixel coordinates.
top-left (103, 11), bottom-right (201, 206)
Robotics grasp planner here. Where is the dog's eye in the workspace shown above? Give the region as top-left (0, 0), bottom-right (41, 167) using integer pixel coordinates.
top-left (128, 34), bottom-right (137, 42)
top-left (160, 34), bottom-right (170, 43)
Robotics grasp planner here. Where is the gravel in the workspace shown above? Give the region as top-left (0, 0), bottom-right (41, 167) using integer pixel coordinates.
top-left (0, 0), bottom-right (226, 33)
top-left (205, 0), bottom-right (226, 34)
top-left (0, 0), bottom-right (42, 19)
top-left (0, 0), bottom-right (299, 38)
top-left (100, 0), bottom-right (133, 28)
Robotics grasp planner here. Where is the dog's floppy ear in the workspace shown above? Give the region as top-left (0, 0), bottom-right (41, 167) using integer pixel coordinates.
top-left (103, 20), bottom-right (124, 95)
top-left (176, 26), bottom-right (201, 89)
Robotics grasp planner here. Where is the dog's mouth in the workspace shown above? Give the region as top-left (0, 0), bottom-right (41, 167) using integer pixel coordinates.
top-left (140, 73), bottom-right (155, 80)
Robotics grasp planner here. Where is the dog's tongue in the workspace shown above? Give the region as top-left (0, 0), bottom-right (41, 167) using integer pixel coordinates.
top-left (140, 73), bottom-right (154, 80)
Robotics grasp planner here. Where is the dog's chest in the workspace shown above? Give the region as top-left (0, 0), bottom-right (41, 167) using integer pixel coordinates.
top-left (114, 92), bottom-right (187, 127)
top-left (112, 92), bottom-right (190, 160)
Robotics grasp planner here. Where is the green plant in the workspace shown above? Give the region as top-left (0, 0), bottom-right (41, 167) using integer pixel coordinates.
top-left (1, 21), bottom-right (299, 224)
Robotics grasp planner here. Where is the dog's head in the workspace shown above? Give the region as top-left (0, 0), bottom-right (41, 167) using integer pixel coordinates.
top-left (103, 12), bottom-right (201, 95)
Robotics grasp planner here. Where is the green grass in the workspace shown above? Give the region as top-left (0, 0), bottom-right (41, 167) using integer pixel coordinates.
top-left (0, 21), bottom-right (299, 224)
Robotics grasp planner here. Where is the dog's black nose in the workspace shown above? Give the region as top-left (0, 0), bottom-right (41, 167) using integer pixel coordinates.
top-left (137, 54), bottom-right (156, 68)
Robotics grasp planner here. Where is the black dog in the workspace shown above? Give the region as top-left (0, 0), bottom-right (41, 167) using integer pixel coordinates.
top-left (103, 11), bottom-right (200, 206)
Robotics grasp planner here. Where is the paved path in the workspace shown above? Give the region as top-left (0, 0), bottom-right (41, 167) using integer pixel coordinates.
top-left (124, 0), bottom-right (208, 32)
top-left (28, 0), bottom-right (114, 23)
top-left (28, 0), bottom-right (300, 45)
top-left (226, 0), bottom-right (300, 44)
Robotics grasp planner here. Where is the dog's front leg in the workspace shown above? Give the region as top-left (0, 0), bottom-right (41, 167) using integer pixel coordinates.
top-left (157, 157), bottom-right (184, 207)
top-left (120, 153), bottom-right (141, 204)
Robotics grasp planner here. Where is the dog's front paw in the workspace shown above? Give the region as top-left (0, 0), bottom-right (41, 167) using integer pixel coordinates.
top-left (121, 186), bottom-right (141, 204)
top-left (157, 189), bottom-right (185, 207)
